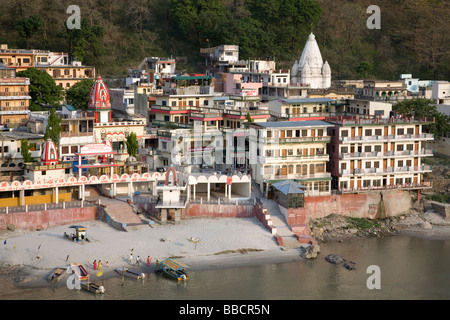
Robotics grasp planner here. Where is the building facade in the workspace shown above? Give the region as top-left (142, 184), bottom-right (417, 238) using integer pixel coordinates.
top-left (327, 116), bottom-right (434, 193)
top-left (249, 120), bottom-right (333, 197)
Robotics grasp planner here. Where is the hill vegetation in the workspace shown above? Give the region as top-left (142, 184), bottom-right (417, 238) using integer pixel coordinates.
top-left (1, 0), bottom-right (449, 81)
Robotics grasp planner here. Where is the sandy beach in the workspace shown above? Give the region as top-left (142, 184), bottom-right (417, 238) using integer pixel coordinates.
top-left (1, 208), bottom-right (449, 290)
top-left (0, 216), bottom-right (304, 288)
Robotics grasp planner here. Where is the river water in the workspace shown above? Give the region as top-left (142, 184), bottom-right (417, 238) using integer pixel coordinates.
top-left (1, 234), bottom-right (449, 301)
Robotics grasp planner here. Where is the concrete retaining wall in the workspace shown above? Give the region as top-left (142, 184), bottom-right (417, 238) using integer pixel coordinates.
top-left (0, 206), bottom-right (98, 230)
top-left (304, 190), bottom-right (412, 221)
top-left (429, 201), bottom-right (450, 220)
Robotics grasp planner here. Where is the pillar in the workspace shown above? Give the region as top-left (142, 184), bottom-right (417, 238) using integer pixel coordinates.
top-left (110, 183), bottom-right (114, 197)
top-left (207, 182), bottom-right (210, 201)
top-left (225, 183), bottom-right (227, 197)
top-left (55, 186), bottom-right (59, 204)
top-left (193, 184), bottom-right (196, 200)
top-left (228, 184), bottom-right (231, 200)
top-left (128, 181), bottom-right (133, 198)
top-left (161, 209), bottom-right (167, 224)
top-left (20, 189), bottom-right (25, 206)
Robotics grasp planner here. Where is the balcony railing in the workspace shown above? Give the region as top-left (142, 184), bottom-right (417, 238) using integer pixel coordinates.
top-left (264, 172), bottom-right (331, 181)
top-left (339, 149), bottom-right (434, 159)
top-left (0, 91), bottom-right (30, 96)
top-left (340, 165), bottom-right (432, 176)
top-left (253, 136), bottom-right (331, 144)
top-left (341, 181), bottom-right (432, 193)
top-left (341, 133), bottom-right (434, 143)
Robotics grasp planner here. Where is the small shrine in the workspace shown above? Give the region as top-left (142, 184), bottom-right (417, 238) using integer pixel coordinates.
top-left (155, 167), bottom-right (187, 224)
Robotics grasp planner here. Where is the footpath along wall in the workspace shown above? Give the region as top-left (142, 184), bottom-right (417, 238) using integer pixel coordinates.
top-left (0, 207), bottom-right (98, 230)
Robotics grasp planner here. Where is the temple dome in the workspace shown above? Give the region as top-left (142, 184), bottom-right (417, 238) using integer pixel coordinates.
top-left (88, 75), bottom-right (111, 110)
top-left (298, 33), bottom-right (324, 71)
top-left (41, 138), bottom-right (58, 166)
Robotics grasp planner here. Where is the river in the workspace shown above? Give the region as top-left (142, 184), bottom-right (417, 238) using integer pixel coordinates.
top-left (1, 234), bottom-right (449, 301)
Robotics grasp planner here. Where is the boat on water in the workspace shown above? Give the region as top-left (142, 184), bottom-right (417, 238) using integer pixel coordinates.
top-left (70, 263), bottom-right (89, 281)
top-left (156, 258), bottom-right (189, 281)
top-left (48, 267), bottom-right (67, 283)
top-left (115, 267), bottom-right (146, 280)
top-left (80, 282), bottom-right (105, 294)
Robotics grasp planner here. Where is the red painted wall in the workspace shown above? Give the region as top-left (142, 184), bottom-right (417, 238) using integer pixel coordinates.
top-left (0, 207), bottom-right (98, 230)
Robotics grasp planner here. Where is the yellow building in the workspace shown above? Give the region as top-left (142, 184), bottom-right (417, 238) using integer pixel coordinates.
top-left (0, 64), bottom-right (31, 127)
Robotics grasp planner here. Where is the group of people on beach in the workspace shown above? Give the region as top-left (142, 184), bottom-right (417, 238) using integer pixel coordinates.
top-left (129, 249), bottom-right (151, 267)
top-left (92, 259), bottom-right (108, 270)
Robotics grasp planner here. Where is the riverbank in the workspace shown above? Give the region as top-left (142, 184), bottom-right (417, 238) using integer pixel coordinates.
top-left (309, 207), bottom-right (450, 243)
top-left (0, 216), bottom-right (302, 289)
top-left (1, 206), bottom-right (450, 291)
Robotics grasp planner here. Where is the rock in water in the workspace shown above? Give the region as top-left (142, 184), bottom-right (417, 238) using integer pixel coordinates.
top-left (343, 261), bottom-right (356, 270)
top-left (300, 244), bottom-right (320, 259)
top-left (325, 254), bottom-right (345, 265)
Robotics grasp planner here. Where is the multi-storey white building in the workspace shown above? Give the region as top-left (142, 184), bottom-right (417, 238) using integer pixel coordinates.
top-left (248, 120), bottom-right (333, 197)
top-left (327, 116), bottom-right (435, 192)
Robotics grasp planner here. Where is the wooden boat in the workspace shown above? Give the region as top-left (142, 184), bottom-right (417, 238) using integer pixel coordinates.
top-left (48, 267), bottom-right (67, 283)
top-left (70, 263), bottom-right (89, 281)
top-left (80, 282), bottom-right (105, 294)
top-left (115, 267), bottom-right (146, 280)
top-left (157, 258), bottom-right (189, 281)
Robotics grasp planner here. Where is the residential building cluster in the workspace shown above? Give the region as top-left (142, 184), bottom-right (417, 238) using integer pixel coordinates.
top-left (0, 33), bottom-right (441, 212)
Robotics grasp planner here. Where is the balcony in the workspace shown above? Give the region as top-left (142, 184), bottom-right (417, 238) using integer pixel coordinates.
top-left (253, 154), bottom-right (329, 164)
top-left (340, 165), bottom-right (432, 176)
top-left (264, 172), bottom-right (331, 182)
top-left (341, 181), bottom-right (432, 193)
top-left (151, 119), bottom-right (192, 129)
top-left (150, 105), bottom-right (194, 113)
top-left (253, 136), bottom-right (331, 145)
top-left (0, 91), bottom-right (30, 96)
top-left (339, 149), bottom-right (434, 160)
top-left (341, 133), bottom-right (435, 143)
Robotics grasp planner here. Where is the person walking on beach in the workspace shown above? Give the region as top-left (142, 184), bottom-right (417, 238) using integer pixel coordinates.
top-left (130, 253), bottom-right (133, 265)
top-left (98, 260), bottom-right (102, 270)
top-left (147, 256), bottom-right (151, 267)
top-left (93, 260), bottom-right (97, 270)
top-left (136, 256), bottom-right (140, 266)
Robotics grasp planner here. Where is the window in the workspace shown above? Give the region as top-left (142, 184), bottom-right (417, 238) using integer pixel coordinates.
top-left (301, 130), bottom-right (307, 137)
top-left (62, 146), bottom-right (69, 154)
top-left (374, 161), bottom-right (380, 168)
top-left (341, 130), bottom-right (348, 137)
top-left (318, 129), bottom-right (324, 136)
top-left (397, 128), bottom-right (404, 135)
top-left (287, 149), bottom-right (293, 156)
top-left (364, 146), bottom-right (372, 152)
top-left (341, 163), bottom-right (347, 170)
top-left (365, 129), bottom-right (372, 136)
top-left (297, 149), bottom-right (302, 155)
top-left (405, 177), bottom-right (412, 184)
top-left (407, 128), bottom-right (414, 135)
top-left (398, 160), bottom-right (404, 167)
top-left (406, 160), bottom-right (412, 166)
top-left (374, 145), bottom-right (382, 152)
top-left (396, 178), bottom-right (403, 185)
top-left (375, 129), bottom-right (382, 136)
top-left (42, 171), bottom-right (46, 176)
top-left (341, 146), bottom-right (348, 154)
top-left (363, 180), bottom-right (371, 187)
top-left (286, 130), bottom-right (292, 137)
top-left (365, 162), bottom-right (371, 169)
top-left (266, 150), bottom-right (272, 157)
top-left (71, 146), bottom-right (78, 153)
top-left (373, 180), bottom-right (381, 186)
top-left (397, 144), bottom-right (404, 151)
top-left (406, 144), bottom-right (413, 151)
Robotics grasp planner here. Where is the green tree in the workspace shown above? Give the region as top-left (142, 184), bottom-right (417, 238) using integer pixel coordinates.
top-left (393, 98), bottom-right (450, 140)
top-left (125, 132), bottom-right (139, 158)
top-left (65, 79), bottom-right (94, 110)
top-left (20, 139), bottom-right (33, 163)
top-left (16, 68), bottom-right (63, 111)
top-left (15, 14), bottom-right (44, 48)
top-left (356, 61), bottom-right (373, 79)
top-left (44, 108), bottom-right (62, 147)
top-left (59, 19), bottom-right (105, 67)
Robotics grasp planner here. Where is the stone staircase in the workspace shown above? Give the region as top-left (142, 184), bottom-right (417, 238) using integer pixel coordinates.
top-left (85, 187), bottom-right (148, 232)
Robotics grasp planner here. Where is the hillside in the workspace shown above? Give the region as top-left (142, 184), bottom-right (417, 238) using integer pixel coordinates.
top-left (1, 0), bottom-right (449, 82)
